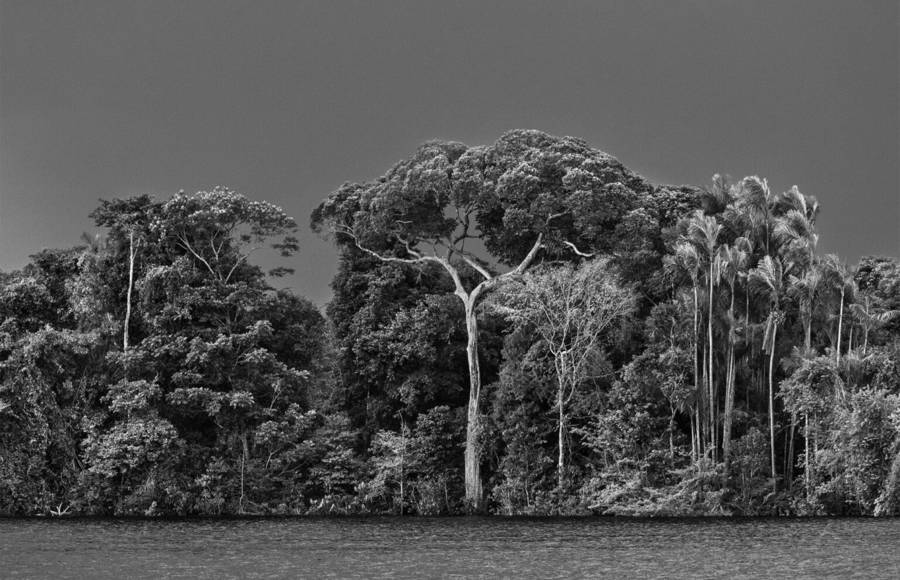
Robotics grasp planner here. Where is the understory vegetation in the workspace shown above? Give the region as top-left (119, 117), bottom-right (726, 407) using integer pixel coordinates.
top-left (2, 130), bottom-right (898, 516)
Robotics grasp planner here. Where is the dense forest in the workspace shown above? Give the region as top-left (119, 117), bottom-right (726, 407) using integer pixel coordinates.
top-left (1, 130), bottom-right (898, 517)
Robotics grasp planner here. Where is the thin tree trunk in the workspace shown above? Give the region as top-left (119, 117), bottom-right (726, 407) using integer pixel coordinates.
top-left (787, 413), bottom-right (796, 490)
top-left (708, 272), bottom-right (716, 461)
top-left (692, 284), bottom-right (702, 458)
top-left (862, 298), bottom-right (870, 355)
top-left (692, 410), bottom-right (699, 463)
top-left (768, 322), bottom-right (778, 491)
top-left (702, 345), bottom-right (708, 455)
top-left (400, 421), bottom-right (405, 516)
top-left (558, 373), bottom-right (565, 508)
top-left (239, 430), bottom-right (248, 514)
top-left (723, 291), bottom-right (736, 474)
top-left (669, 409), bottom-right (676, 459)
top-left (835, 286), bottom-right (844, 366)
top-left (124, 230), bottom-right (135, 352)
top-left (804, 412), bottom-right (810, 496)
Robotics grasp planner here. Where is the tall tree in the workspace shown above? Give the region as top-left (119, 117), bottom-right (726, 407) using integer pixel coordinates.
top-left (750, 255), bottom-right (787, 490)
top-left (670, 241), bottom-right (704, 459)
top-left (718, 238), bottom-right (751, 473)
top-left (686, 210), bottom-right (722, 459)
top-left (312, 130), bottom-right (651, 507)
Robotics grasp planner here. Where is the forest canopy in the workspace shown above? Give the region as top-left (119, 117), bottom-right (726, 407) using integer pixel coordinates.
top-left (2, 131), bottom-right (899, 517)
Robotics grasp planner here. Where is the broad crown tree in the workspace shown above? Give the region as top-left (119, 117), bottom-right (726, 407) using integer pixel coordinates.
top-left (312, 129), bottom-right (654, 508)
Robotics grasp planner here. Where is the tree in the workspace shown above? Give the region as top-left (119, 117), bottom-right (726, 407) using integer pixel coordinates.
top-left (718, 238), bottom-right (751, 473)
top-left (312, 130), bottom-right (652, 507)
top-left (686, 210), bottom-right (722, 459)
top-left (669, 241), bottom-right (704, 459)
top-left (750, 255), bottom-right (787, 490)
top-left (83, 188), bottom-right (314, 514)
top-left (850, 295), bottom-right (899, 356)
top-left (91, 196), bottom-right (161, 353)
top-left (823, 255), bottom-right (855, 369)
top-left (496, 259), bottom-right (635, 498)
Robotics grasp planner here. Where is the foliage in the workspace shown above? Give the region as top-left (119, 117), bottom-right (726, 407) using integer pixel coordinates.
top-left (2, 130), bottom-right (899, 517)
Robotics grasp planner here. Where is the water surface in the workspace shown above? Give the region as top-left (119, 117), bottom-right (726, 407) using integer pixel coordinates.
top-left (2, 517), bottom-right (897, 579)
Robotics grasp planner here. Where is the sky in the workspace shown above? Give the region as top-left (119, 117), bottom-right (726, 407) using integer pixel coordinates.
top-left (1, 0), bottom-right (897, 306)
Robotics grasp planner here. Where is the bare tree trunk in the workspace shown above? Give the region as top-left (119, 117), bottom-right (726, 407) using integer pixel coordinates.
top-left (835, 286), bottom-right (844, 366)
top-left (346, 229), bottom-right (548, 511)
top-left (723, 292), bottom-right (736, 474)
top-left (768, 323), bottom-right (778, 491)
top-left (558, 374), bottom-right (565, 508)
top-left (692, 284), bottom-right (702, 459)
top-left (787, 414), bottom-right (796, 490)
top-left (669, 409), bottom-right (676, 459)
top-left (691, 410), bottom-right (698, 463)
top-left (701, 346), bottom-right (708, 456)
top-left (239, 431), bottom-right (248, 514)
top-left (463, 299), bottom-right (483, 510)
top-left (708, 273), bottom-right (716, 461)
top-left (400, 421), bottom-right (406, 516)
top-left (124, 230), bottom-right (136, 352)
top-left (804, 412), bottom-right (810, 496)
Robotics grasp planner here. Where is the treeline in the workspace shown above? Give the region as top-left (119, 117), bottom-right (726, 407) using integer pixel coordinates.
top-left (1, 130), bottom-right (898, 516)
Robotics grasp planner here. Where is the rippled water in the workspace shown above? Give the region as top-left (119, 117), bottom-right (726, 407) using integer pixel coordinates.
top-left (2, 517), bottom-right (898, 579)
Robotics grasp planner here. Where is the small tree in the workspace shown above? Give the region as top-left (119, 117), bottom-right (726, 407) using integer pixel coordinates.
top-left (496, 258), bottom-right (635, 498)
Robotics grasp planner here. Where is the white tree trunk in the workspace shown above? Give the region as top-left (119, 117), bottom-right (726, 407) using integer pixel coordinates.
top-left (124, 230), bottom-right (135, 352)
top-left (768, 322), bottom-right (778, 491)
top-left (463, 299), bottom-right (483, 509)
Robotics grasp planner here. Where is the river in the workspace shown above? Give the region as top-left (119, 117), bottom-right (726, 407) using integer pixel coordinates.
top-left (2, 517), bottom-right (898, 578)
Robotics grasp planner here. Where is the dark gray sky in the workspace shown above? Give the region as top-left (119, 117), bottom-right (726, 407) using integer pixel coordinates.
top-left (2, 0), bottom-right (897, 306)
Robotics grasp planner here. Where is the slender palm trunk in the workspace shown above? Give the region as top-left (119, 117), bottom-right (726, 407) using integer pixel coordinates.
top-left (768, 322), bottom-right (778, 491)
top-left (691, 410), bottom-right (699, 463)
top-left (835, 287), bottom-right (845, 365)
top-left (692, 284), bottom-right (702, 458)
top-left (708, 272), bottom-right (716, 461)
top-left (787, 414), bottom-right (796, 489)
top-left (239, 430), bottom-right (248, 514)
top-left (723, 291), bottom-right (736, 473)
top-left (862, 299), bottom-right (870, 355)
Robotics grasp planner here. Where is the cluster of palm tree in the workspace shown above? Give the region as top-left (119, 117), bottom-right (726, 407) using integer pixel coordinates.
top-left (668, 175), bottom-right (893, 493)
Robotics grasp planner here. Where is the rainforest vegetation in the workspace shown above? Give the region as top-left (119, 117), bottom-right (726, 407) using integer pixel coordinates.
top-left (1, 130), bottom-right (898, 516)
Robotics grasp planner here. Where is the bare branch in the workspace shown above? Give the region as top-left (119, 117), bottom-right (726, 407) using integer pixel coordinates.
top-left (504, 232), bottom-right (545, 279)
top-left (459, 253), bottom-right (494, 282)
top-left (176, 233), bottom-right (219, 281)
top-left (563, 241), bottom-right (594, 258)
top-left (224, 246), bottom-right (261, 285)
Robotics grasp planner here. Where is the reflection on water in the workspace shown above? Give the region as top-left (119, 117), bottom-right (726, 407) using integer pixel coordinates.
top-left (1, 517), bottom-right (898, 579)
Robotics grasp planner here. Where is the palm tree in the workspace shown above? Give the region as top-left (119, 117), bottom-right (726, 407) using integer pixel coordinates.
top-left (823, 255), bottom-right (854, 370)
top-left (775, 190), bottom-right (820, 490)
top-left (737, 176), bottom-right (775, 255)
top-left (672, 241), bottom-right (704, 459)
top-left (687, 210), bottom-right (722, 460)
top-left (750, 254), bottom-right (787, 490)
top-left (786, 263), bottom-right (827, 490)
top-left (850, 294), bottom-right (899, 355)
top-left (718, 238), bottom-right (751, 474)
